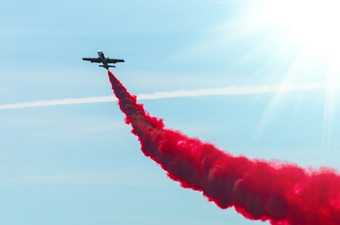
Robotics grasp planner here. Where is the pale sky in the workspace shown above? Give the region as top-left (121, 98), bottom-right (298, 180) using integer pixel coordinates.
top-left (1, 1), bottom-right (340, 225)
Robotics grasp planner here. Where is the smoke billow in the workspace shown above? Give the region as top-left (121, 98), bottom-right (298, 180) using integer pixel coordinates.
top-left (108, 71), bottom-right (340, 225)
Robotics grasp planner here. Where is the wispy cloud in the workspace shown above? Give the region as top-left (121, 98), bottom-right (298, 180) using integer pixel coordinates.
top-left (0, 82), bottom-right (333, 110)
top-left (0, 96), bottom-right (116, 110)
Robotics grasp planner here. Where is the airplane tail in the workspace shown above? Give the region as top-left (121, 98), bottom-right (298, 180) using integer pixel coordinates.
top-left (99, 65), bottom-right (116, 68)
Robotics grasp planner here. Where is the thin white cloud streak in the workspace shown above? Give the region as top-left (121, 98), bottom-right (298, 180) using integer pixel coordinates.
top-left (0, 82), bottom-right (336, 110)
top-left (0, 96), bottom-right (116, 110)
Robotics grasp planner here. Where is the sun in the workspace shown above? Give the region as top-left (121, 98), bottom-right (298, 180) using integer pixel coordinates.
top-left (226, 0), bottom-right (340, 143)
top-left (259, 0), bottom-right (340, 62)
top-left (226, 0), bottom-right (340, 92)
top-left (252, 0), bottom-right (340, 92)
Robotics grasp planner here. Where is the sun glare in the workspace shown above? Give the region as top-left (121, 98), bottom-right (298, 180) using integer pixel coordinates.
top-left (257, 0), bottom-right (340, 60)
top-left (234, 0), bottom-right (340, 143)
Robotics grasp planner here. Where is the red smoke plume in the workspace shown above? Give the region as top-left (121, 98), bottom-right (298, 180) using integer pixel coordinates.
top-left (107, 71), bottom-right (340, 225)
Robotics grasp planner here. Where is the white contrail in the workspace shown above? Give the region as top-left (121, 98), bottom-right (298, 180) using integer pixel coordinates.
top-left (0, 82), bottom-right (333, 110)
top-left (0, 96), bottom-right (117, 110)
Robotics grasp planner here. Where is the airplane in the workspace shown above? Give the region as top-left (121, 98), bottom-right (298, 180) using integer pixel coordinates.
top-left (82, 50), bottom-right (124, 69)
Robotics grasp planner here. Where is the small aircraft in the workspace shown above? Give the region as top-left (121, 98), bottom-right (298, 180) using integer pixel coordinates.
top-left (82, 50), bottom-right (124, 69)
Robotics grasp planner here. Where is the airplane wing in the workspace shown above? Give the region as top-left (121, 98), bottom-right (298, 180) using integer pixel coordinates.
top-left (82, 57), bottom-right (102, 63)
top-left (106, 58), bottom-right (125, 64)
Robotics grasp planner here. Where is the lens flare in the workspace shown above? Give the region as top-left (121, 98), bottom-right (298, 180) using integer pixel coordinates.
top-left (253, 0), bottom-right (340, 60)
top-left (220, 0), bottom-right (340, 143)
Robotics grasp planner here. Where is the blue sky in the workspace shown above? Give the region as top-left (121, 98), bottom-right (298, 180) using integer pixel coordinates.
top-left (1, 1), bottom-right (340, 225)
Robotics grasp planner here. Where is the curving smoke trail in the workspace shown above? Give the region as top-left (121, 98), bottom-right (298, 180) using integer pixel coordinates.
top-left (107, 71), bottom-right (340, 225)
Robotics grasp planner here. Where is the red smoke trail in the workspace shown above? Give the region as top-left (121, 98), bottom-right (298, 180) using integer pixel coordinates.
top-left (107, 71), bottom-right (340, 225)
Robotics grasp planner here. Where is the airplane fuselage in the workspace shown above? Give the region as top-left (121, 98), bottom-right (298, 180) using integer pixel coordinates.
top-left (98, 50), bottom-right (108, 68)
